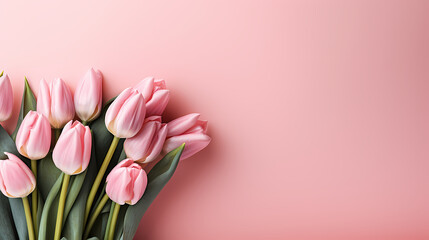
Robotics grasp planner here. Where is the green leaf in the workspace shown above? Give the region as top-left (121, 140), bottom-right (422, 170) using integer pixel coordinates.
top-left (63, 169), bottom-right (87, 224)
top-left (89, 202), bottom-right (111, 239)
top-left (38, 153), bottom-right (62, 200)
top-left (122, 144), bottom-right (185, 240)
top-left (0, 123), bottom-right (22, 159)
top-left (38, 173), bottom-right (63, 240)
top-left (11, 78), bottom-right (37, 140)
top-left (88, 97), bottom-right (124, 208)
top-left (0, 124), bottom-right (31, 240)
top-left (90, 97), bottom-right (123, 170)
top-left (36, 192), bottom-right (44, 234)
top-left (0, 70), bottom-right (3, 77)
top-left (0, 192), bottom-right (18, 240)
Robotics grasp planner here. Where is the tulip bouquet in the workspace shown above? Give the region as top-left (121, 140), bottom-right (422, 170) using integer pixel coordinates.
top-left (0, 69), bottom-right (211, 240)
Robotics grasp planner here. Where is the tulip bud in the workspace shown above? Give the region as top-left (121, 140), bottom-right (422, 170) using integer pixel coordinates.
top-left (163, 113), bottom-right (211, 160)
top-left (37, 78), bottom-right (75, 129)
top-left (0, 73), bottom-right (13, 122)
top-left (16, 111), bottom-right (51, 160)
top-left (105, 159), bottom-right (147, 205)
top-left (74, 68), bottom-right (103, 122)
top-left (105, 87), bottom-right (146, 138)
top-left (0, 153), bottom-right (35, 198)
top-left (52, 120), bottom-right (92, 175)
top-left (135, 77), bottom-right (170, 116)
top-left (124, 116), bottom-right (167, 163)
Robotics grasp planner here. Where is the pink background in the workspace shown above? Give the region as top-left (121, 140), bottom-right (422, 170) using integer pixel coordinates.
top-left (1, 0), bottom-right (429, 239)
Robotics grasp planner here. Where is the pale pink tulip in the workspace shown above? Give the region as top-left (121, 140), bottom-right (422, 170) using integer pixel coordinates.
top-left (52, 120), bottom-right (92, 175)
top-left (105, 159), bottom-right (147, 205)
top-left (0, 153), bottom-right (35, 198)
top-left (124, 116), bottom-right (167, 163)
top-left (163, 113), bottom-right (211, 160)
top-left (37, 78), bottom-right (75, 128)
top-left (135, 77), bottom-right (170, 116)
top-left (105, 87), bottom-right (146, 138)
top-left (16, 111), bottom-right (51, 160)
top-left (74, 68), bottom-right (103, 122)
top-left (0, 73), bottom-right (13, 122)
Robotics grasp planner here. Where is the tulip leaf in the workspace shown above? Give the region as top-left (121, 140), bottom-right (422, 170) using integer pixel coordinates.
top-left (121, 144), bottom-right (185, 240)
top-left (0, 125), bottom-right (31, 240)
top-left (0, 70), bottom-right (3, 77)
top-left (63, 169), bottom-right (87, 224)
top-left (90, 97), bottom-right (123, 170)
top-left (89, 202), bottom-right (111, 239)
top-left (38, 172), bottom-right (63, 240)
top-left (38, 153), bottom-right (62, 200)
top-left (89, 97), bottom-right (124, 205)
top-left (36, 192), bottom-right (44, 233)
top-left (11, 78), bottom-right (37, 141)
top-left (0, 193), bottom-right (18, 240)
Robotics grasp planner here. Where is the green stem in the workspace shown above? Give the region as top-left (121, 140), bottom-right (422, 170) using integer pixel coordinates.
top-left (104, 202), bottom-right (115, 239)
top-left (54, 174), bottom-right (70, 240)
top-left (30, 160), bottom-right (38, 239)
top-left (55, 128), bottom-right (61, 143)
top-left (83, 194), bottom-right (110, 239)
top-left (107, 203), bottom-right (120, 240)
top-left (85, 136), bottom-right (120, 224)
top-left (82, 121), bottom-right (88, 126)
top-left (22, 197), bottom-right (35, 240)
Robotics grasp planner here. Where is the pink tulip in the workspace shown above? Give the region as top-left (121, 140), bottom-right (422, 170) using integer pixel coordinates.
top-left (0, 153), bottom-right (35, 198)
top-left (37, 78), bottom-right (75, 129)
top-left (74, 68), bottom-right (103, 122)
top-left (124, 116), bottom-right (167, 163)
top-left (135, 77), bottom-right (170, 116)
top-left (163, 113), bottom-right (211, 160)
top-left (16, 111), bottom-right (51, 160)
top-left (52, 120), bottom-right (92, 175)
top-left (105, 87), bottom-right (146, 138)
top-left (105, 159), bottom-right (147, 205)
top-left (0, 73), bottom-right (13, 122)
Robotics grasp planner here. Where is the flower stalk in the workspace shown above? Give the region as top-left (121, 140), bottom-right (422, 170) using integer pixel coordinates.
top-left (22, 196), bottom-right (35, 240)
top-left (84, 136), bottom-right (120, 223)
top-left (54, 174), bottom-right (70, 240)
top-left (30, 160), bottom-right (38, 238)
top-left (107, 203), bottom-right (121, 240)
top-left (83, 193), bottom-right (110, 239)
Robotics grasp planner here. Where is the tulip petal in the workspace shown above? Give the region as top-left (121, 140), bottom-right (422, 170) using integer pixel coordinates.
top-left (50, 78), bottom-right (75, 128)
top-left (163, 133), bottom-right (211, 160)
top-left (130, 169), bottom-right (147, 205)
top-left (37, 79), bottom-right (51, 120)
top-left (124, 121), bottom-right (158, 161)
top-left (80, 126), bottom-right (92, 173)
top-left (146, 89), bottom-right (170, 116)
top-left (186, 120), bottom-right (209, 134)
top-left (145, 124), bottom-right (168, 163)
top-left (0, 74), bottom-right (13, 121)
top-left (166, 113), bottom-right (200, 137)
top-left (23, 113), bottom-right (51, 160)
top-left (113, 91), bottom-right (146, 138)
top-left (105, 88), bottom-right (133, 135)
top-left (134, 77), bottom-right (154, 100)
top-left (1, 153), bottom-right (35, 198)
top-left (52, 123), bottom-right (86, 175)
top-left (106, 168), bottom-right (132, 205)
top-left (15, 111), bottom-right (38, 157)
top-left (75, 68), bottom-right (103, 122)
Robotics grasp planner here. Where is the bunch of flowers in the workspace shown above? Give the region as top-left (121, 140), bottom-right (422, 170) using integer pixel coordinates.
top-left (0, 69), bottom-right (211, 240)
